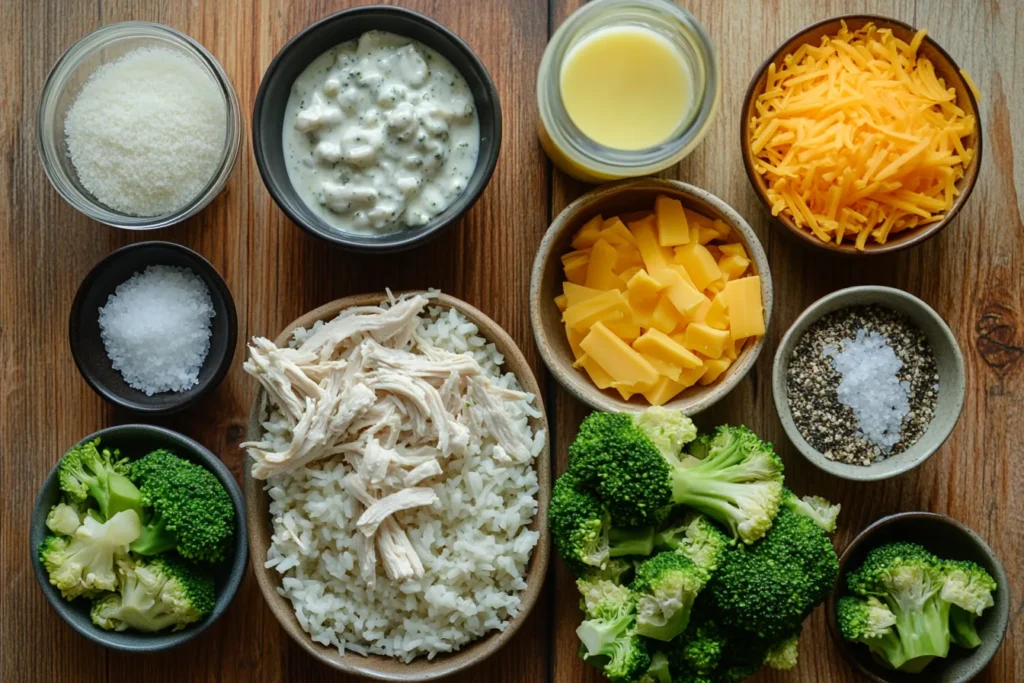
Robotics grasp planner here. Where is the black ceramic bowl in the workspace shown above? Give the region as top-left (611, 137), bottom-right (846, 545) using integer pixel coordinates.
top-left (69, 242), bottom-right (237, 415)
top-left (252, 5), bottom-right (502, 253)
top-left (31, 424), bottom-right (248, 652)
top-left (828, 513), bottom-right (1010, 682)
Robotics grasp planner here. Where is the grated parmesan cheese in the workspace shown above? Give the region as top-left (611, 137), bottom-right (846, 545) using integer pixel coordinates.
top-left (749, 22), bottom-right (977, 249)
top-left (64, 46), bottom-right (227, 217)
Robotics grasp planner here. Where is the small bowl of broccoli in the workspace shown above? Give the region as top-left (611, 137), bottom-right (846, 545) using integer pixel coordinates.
top-left (828, 512), bottom-right (1009, 682)
top-left (30, 424), bottom-right (248, 651)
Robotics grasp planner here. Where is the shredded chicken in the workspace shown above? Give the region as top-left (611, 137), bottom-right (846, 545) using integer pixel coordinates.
top-left (404, 459), bottom-right (442, 487)
top-left (356, 487), bottom-right (438, 536)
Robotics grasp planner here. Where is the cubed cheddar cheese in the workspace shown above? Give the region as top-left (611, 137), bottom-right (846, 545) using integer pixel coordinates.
top-left (580, 322), bottom-right (659, 388)
top-left (613, 246), bottom-right (645, 273)
top-left (674, 243), bottom-right (722, 291)
top-left (562, 251), bottom-right (589, 285)
top-left (705, 279), bottom-right (725, 295)
top-left (718, 243), bottom-right (748, 259)
top-left (633, 329), bottom-right (704, 369)
top-left (712, 219), bottom-right (731, 239)
top-left (626, 269), bottom-right (665, 306)
top-left (699, 358), bottom-right (733, 386)
top-left (563, 289), bottom-right (630, 330)
top-left (554, 294), bottom-right (568, 311)
top-left (585, 239), bottom-right (623, 290)
top-left (683, 296), bottom-right (713, 325)
top-left (629, 216), bottom-right (672, 273)
top-left (676, 363), bottom-right (708, 389)
top-left (683, 208), bottom-right (714, 231)
top-left (724, 336), bottom-right (744, 361)
top-left (704, 292), bottom-right (729, 330)
top-left (571, 215), bottom-right (603, 249)
top-left (605, 320), bottom-right (641, 342)
top-left (696, 226), bottom-right (720, 245)
top-left (638, 352), bottom-right (683, 382)
top-left (684, 323), bottom-right (731, 359)
top-left (724, 276), bottom-right (765, 340)
top-left (611, 381), bottom-right (645, 401)
top-left (718, 254), bottom-right (750, 281)
top-left (565, 323), bottom-right (586, 360)
top-left (642, 375), bottom-right (687, 406)
top-left (599, 218), bottom-right (636, 247)
top-left (654, 195), bottom-right (690, 246)
top-left (574, 353), bottom-right (614, 389)
top-left (563, 282), bottom-right (603, 306)
top-left (618, 266), bottom-right (642, 287)
top-left (649, 294), bottom-right (680, 334)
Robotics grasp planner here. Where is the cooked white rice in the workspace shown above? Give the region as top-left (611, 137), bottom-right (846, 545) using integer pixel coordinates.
top-left (261, 301), bottom-right (544, 661)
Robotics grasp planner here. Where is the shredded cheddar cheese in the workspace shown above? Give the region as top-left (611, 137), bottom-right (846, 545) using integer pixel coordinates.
top-left (749, 22), bottom-right (977, 249)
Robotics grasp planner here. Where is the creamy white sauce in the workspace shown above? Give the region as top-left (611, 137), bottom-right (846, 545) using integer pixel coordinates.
top-left (283, 31), bottom-right (480, 235)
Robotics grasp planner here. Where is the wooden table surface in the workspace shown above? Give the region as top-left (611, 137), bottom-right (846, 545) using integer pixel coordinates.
top-left (2, 0), bottom-right (1021, 681)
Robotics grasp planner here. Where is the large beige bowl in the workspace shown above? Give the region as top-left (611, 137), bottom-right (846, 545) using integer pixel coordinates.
top-left (530, 178), bottom-right (773, 414)
top-left (243, 292), bottom-right (550, 681)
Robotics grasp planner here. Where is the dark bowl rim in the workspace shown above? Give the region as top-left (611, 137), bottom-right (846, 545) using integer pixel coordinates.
top-left (826, 511), bottom-right (1010, 682)
top-left (739, 13), bottom-right (983, 257)
top-left (251, 4), bottom-right (503, 254)
top-left (30, 424), bottom-right (249, 652)
top-left (68, 241), bottom-right (238, 415)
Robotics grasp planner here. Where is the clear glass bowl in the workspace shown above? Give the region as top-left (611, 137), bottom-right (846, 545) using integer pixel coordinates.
top-left (37, 22), bottom-right (242, 230)
top-left (537, 0), bottom-right (720, 183)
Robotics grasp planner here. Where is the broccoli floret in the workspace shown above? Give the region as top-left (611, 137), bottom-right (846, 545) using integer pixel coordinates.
top-left (91, 555), bottom-right (214, 632)
top-left (763, 632), bottom-right (800, 670)
top-left (836, 595), bottom-right (907, 669)
top-left (634, 407), bottom-right (698, 463)
top-left (654, 513), bottom-right (730, 573)
top-left (575, 578), bottom-right (650, 683)
top-left (57, 439), bottom-right (142, 520)
top-left (128, 450), bottom-right (234, 563)
top-left (844, 542), bottom-right (952, 671)
top-left (782, 488), bottom-right (841, 533)
top-left (636, 651), bottom-right (672, 683)
top-left (631, 552), bottom-right (708, 641)
top-left (708, 507), bottom-right (838, 639)
top-left (39, 510), bottom-right (141, 599)
top-left (569, 417), bottom-right (783, 541)
top-left (666, 618), bottom-right (726, 678)
top-left (941, 559), bottom-right (996, 648)
top-left (579, 557), bottom-right (636, 585)
top-left (46, 501), bottom-right (84, 536)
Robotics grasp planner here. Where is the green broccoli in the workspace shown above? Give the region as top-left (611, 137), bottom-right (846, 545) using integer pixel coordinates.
top-left (569, 416), bottom-right (784, 542)
top-left (654, 513), bottom-right (730, 573)
top-left (128, 449), bottom-right (234, 563)
top-left (549, 471), bottom-right (654, 576)
top-left (46, 501), bottom-right (84, 536)
top-left (836, 595), bottom-right (906, 669)
top-left (666, 618), bottom-right (726, 679)
top-left (634, 407), bottom-right (698, 464)
top-left (844, 542), bottom-right (952, 672)
top-left (631, 551), bottom-right (708, 641)
top-left (39, 510), bottom-right (141, 599)
top-left (782, 488), bottom-right (841, 533)
top-left (57, 439), bottom-right (142, 520)
top-left (708, 506), bottom-right (839, 639)
top-left (763, 631), bottom-right (800, 670)
top-left (579, 557), bottom-right (636, 584)
top-left (91, 555), bottom-right (214, 632)
top-left (941, 560), bottom-right (996, 649)
top-left (575, 578), bottom-right (650, 683)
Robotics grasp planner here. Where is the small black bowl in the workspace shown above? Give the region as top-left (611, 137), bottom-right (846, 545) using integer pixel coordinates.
top-left (253, 5), bottom-right (502, 253)
top-left (828, 513), bottom-right (1010, 682)
top-left (31, 424), bottom-right (248, 652)
top-left (69, 242), bottom-right (238, 415)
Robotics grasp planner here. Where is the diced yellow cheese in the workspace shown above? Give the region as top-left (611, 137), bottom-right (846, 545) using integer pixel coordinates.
top-left (571, 215), bottom-right (603, 250)
top-left (706, 244), bottom-right (723, 261)
top-left (613, 246), bottom-right (645, 273)
top-left (674, 243), bottom-right (722, 291)
top-left (599, 218), bottom-right (636, 247)
top-left (676, 364), bottom-right (708, 389)
top-left (554, 294), bottom-right (568, 311)
top-left (718, 254), bottom-right (750, 281)
top-left (642, 375), bottom-right (687, 406)
top-left (661, 274), bottom-right (706, 317)
top-left (563, 282), bottom-right (603, 306)
top-left (585, 239), bottom-right (619, 289)
top-left (684, 296), bottom-right (713, 325)
top-left (705, 279), bottom-right (725, 295)
top-left (626, 269), bottom-right (665, 305)
top-left (712, 219), bottom-right (731, 239)
top-left (669, 264), bottom-right (696, 287)
top-left (565, 323), bottom-right (586, 360)
top-left (611, 381), bottom-right (644, 401)
top-left (633, 329), bottom-right (704, 369)
top-left (705, 292), bottom-right (729, 330)
top-left (684, 323), bottom-right (731, 359)
top-left (655, 195), bottom-right (691, 246)
top-left (629, 216), bottom-right (671, 273)
top-left (649, 294), bottom-right (680, 334)
top-left (696, 226), bottom-right (720, 245)
top-left (563, 289), bottom-right (630, 330)
top-left (575, 353), bottom-right (614, 389)
top-left (580, 322), bottom-right (659, 388)
top-left (631, 300), bottom-right (654, 329)
top-left (638, 352), bottom-right (683, 382)
top-left (683, 208), bottom-right (714, 231)
top-left (723, 336), bottom-right (744, 361)
top-left (618, 266), bottom-right (642, 286)
top-left (698, 358), bottom-right (732, 386)
top-left (562, 251), bottom-right (589, 285)
top-left (718, 243), bottom-right (748, 259)
top-left (605, 320), bottom-right (641, 342)
top-left (724, 276), bottom-right (765, 340)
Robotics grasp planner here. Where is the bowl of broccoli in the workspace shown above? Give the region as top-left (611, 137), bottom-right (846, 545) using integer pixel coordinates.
top-left (829, 512), bottom-right (1009, 682)
top-left (30, 424), bottom-right (247, 651)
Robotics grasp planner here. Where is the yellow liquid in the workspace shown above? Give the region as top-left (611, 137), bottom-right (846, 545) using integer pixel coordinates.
top-left (559, 25), bottom-right (691, 151)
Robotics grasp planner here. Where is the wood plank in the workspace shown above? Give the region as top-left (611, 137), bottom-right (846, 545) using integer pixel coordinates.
top-left (546, 1), bottom-right (1023, 682)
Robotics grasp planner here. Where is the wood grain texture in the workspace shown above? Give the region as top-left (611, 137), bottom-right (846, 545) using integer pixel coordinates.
top-left (1, 0), bottom-right (1021, 682)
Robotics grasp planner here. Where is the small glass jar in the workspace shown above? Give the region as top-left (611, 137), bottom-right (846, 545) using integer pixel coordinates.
top-left (537, 0), bottom-right (720, 183)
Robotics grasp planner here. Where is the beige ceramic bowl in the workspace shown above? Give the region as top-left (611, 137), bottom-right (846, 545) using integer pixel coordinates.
top-left (244, 292), bottom-right (550, 681)
top-left (741, 15), bottom-right (982, 255)
top-left (772, 286), bottom-right (966, 481)
top-left (530, 178), bottom-right (773, 414)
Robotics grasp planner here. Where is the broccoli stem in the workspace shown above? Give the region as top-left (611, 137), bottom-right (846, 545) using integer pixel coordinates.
top-left (891, 596), bottom-right (950, 665)
top-left (949, 606), bottom-right (983, 649)
top-left (130, 513), bottom-right (177, 556)
top-left (608, 527), bottom-right (655, 558)
top-left (577, 612), bottom-right (634, 659)
top-left (106, 473), bottom-right (143, 518)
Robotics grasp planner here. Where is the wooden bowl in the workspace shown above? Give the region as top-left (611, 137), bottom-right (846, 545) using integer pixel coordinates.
top-left (530, 178), bottom-right (773, 414)
top-left (243, 292), bottom-right (550, 681)
top-left (828, 513), bottom-right (1009, 682)
top-left (740, 15), bottom-right (982, 255)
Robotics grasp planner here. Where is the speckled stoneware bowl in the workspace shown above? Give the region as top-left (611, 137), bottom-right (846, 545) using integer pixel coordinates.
top-left (243, 292), bottom-right (549, 681)
top-left (828, 512), bottom-right (1010, 682)
top-left (30, 424), bottom-right (248, 652)
top-left (530, 178), bottom-right (773, 415)
top-left (772, 286), bottom-right (965, 481)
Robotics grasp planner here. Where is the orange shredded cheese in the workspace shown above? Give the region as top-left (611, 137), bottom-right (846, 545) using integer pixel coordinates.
top-left (749, 22), bottom-right (977, 249)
